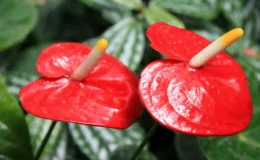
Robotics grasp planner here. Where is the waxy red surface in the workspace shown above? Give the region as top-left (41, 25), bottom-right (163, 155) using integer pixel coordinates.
top-left (20, 43), bottom-right (143, 129)
top-left (139, 22), bottom-right (253, 136)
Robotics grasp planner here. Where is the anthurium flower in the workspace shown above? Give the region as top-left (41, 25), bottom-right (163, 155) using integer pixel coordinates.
top-left (20, 39), bottom-right (143, 129)
top-left (139, 22), bottom-right (253, 136)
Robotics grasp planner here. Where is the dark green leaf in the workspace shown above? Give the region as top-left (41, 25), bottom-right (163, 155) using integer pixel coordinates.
top-left (153, 0), bottom-right (219, 20)
top-left (33, 0), bottom-right (64, 42)
top-left (84, 17), bottom-right (145, 71)
top-left (79, 0), bottom-right (130, 23)
top-left (175, 134), bottom-right (207, 160)
top-left (0, 75), bottom-right (33, 160)
top-left (0, 0), bottom-right (37, 51)
top-left (26, 115), bottom-right (68, 160)
top-left (10, 43), bottom-right (51, 75)
top-left (0, 47), bottom-right (19, 72)
top-left (144, 4), bottom-right (184, 28)
top-left (4, 72), bottom-right (37, 98)
top-left (69, 123), bottom-right (145, 160)
top-left (110, 145), bottom-right (157, 160)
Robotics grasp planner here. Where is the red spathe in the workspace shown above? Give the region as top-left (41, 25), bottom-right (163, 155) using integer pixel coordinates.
top-left (139, 22), bottom-right (253, 136)
top-left (20, 43), bottom-right (143, 129)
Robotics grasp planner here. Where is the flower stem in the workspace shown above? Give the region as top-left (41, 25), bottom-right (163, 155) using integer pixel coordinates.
top-left (34, 121), bottom-right (57, 160)
top-left (130, 122), bottom-right (159, 160)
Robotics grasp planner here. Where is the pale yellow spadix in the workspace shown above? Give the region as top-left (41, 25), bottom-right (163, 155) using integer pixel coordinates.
top-left (189, 28), bottom-right (244, 68)
top-left (71, 38), bottom-right (108, 81)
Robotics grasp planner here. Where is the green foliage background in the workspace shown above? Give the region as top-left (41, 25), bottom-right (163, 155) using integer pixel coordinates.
top-left (0, 0), bottom-right (260, 159)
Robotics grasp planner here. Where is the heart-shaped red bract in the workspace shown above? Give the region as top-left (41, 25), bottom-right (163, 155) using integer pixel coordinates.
top-left (139, 22), bottom-right (253, 136)
top-left (20, 43), bottom-right (143, 129)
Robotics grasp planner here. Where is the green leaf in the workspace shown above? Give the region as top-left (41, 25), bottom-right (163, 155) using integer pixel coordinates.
top-left (33, 0), bottom-right (64, 42)
top-left (10, 43), bottom-right (51, 75)
top-left (4, 72), bottom-right (37, 98)
top-left (221, 0), bottom-right (260, 41)
top-left (244, 9), bottom-right (260, 41)
top-left (111, 0), bottom-right (142, 10)
top-left (69, 123), bottom-right (145, 160)
top-left (144, 4), bottom-right (184, 28)
top-left (175, 134), bottom-right (207, 160)
top-left (0, 47), bottom-right (19, 72)
top-left (0, 0), bottom-right (37, 51)
top-left (85, 17), bottom-right (145, 71)
top-left (0, 75), bottom-right (33, 160)
top-left (220, 0), bottom-right (245, 26)
top-left (79, 0), bottom-right (130, 23)
top-left (79, 0), bottom-right (121, 10)
top-left (26, 115), bottom-right (68, 160)
top-left (153, 0), bottom-right (219, 20)
top-left (101, 9), bottom-right (130, 23)
top-left (109, 145), bottom-right (157, 160)
top-left (199, 57), bottom-right (260, 159)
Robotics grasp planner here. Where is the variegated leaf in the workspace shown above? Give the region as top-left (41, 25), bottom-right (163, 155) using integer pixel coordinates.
top-left (144, 4), bottom-right (184, 28)
top-left (79, 0), bottom-right (130, 23)
top-left (4, 72), bottom-right (37, 98)
top-left (84, 17), bottom-right (145, 71)
top-left (153, 0), bottom-right (219, 20)
top-left (0, 75), bottom-right (33, 160)
top-left (26, 115), bottom-right (68, 160)
top-left (10, 43), bottom-right (51, 75)
top-left (69, 123), bottom-right (145, 160)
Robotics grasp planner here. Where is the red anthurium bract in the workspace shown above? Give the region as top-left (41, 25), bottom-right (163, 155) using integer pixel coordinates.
top-left (20, 43), bottom-right (143, 129)
top-left (139, 22), bottom-right (253, 136)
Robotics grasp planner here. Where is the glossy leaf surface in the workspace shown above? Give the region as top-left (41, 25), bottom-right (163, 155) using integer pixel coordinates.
top-left (69, 123), bottom-right (145, 160)
top-left (139, 22), bottom-right (253, 136)
top-left (20, 43), bottom-right (143, 129)
top-left (0, 0), bottom-right (37, 51)
top-left (0, 75), bottom-right (33, 160)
